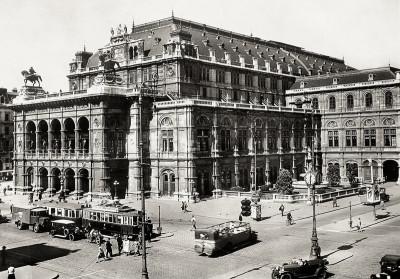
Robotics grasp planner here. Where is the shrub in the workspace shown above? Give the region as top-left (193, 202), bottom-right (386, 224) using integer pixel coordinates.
top-left (275, 168), bottom-right (293, 194)
top-left (327, 164), bottom-right (341, 186)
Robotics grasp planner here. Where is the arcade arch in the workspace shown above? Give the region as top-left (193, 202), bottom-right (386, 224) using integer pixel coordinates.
top-left (383, 160), bottom-right (398, 182)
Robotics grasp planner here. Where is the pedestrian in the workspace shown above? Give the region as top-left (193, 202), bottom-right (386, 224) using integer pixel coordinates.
top-left (239, 212), bottom-right (243, 223)
top-left (137, 233), bottom-right (143, 250)
top-left (315, 245), bottom-right (321, 258)
top-left (3, 187), bottom-right (6, 196)
top-left (7, 264), bottom-right (15, 279)
top-left (38, 190), bottom-right (42, 201)
top-left (10, 204), bottom-right (13, 214)
top-left (357, 217), bottom-right (362, 232)
top-left (191, 215), bottom-right (196, 230)
top-left (116, 234), bottom-right (123, 255)
top-left (132, 239), bottom-right (141, 256)
top-left (122, 236), bottom-right (130, 256)
top-left (1, 246), bottom-right (7, 266)
top-left (145, 223), bottom-right (152, 243)
top-left (332, 197), bottom-right (337, 207)
top-left (105, 238), bottom-right (113, 258)
top-left (279, 203), bottom-right (285, 216)
top-left (181, 201), bottom-right (185, 213)
top-left (286, 211), bottom-right (293, 225)
top-left (96, 244), bottom-right (106, 263)
top-left (184, 201), bottom-right (188, 212)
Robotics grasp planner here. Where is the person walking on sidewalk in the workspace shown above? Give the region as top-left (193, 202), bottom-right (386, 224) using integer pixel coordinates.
top-left (239, 212), bottom-right (243, 223)
top-left (116, 234), bottom-right (123, 255)
top-left (332, 197), bottom-right (337, 207)
top-left (7, 264), bottom-right (15, 279)
top-left (357, 218), bottom-right (362, 232)
top-left (279, 204), bottom-right (285, 216)
top-left (191, 215), bottom-right (197, 230)
top-left (181, 201), bottom-right (186, 213)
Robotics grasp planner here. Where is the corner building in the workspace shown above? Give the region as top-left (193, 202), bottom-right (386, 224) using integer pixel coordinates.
top-left (11, 17), bottom-right (351, 199)
top-left (286, 67), bottom-right (400, 184)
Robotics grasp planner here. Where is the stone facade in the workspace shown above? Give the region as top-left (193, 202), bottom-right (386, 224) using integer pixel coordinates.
top-left (286, 67), bottom-right (400, 184)
top-left (11, 16), bottom-right (354, 199)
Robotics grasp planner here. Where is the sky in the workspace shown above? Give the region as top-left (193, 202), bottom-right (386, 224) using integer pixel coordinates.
top-left (0, 0), bottom-right (399, 93)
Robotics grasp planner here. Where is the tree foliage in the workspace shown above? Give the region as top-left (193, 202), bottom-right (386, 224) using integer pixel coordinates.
top-left (275, 168), bottom-right (293, 194)
top-left (327, 164), bottom-right (341, 186)
top-left (346, 163), bottom-right (359, 187)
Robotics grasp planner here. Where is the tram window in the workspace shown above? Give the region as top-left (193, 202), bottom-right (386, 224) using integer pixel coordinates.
top-left (100, 213), bottom-right (104, 221)
top-left (111, 214), bottom-right (117, 223)
top-left (104, 213), bottom-right (109, 222)
top-left (129, 217), bottom-right (134, 225)
top-left (57, 209), bottom-right (62, 216)
top-left (50, 208), bottom-right (55, 215)
top-left (117, 216), bottom-right (123, 224)
top-left (124, 216), bottom-right (129, 225)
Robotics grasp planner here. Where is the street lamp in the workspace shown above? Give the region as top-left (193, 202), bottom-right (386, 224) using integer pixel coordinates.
top-left (113, 180), bottom-right (119, 200)
top-left (138, 90), bottom-right (149, 279)
top-left (290, 98), bottom-right (320, 259)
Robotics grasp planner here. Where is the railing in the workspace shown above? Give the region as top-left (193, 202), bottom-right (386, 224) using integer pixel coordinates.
top-left (272, 186), bottom-right (365, 203)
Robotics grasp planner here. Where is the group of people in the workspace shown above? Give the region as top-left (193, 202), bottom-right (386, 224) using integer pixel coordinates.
top-left (96, 234), bottom-right (148, 262)
top-left (279, 203), bottom-right (293, 225)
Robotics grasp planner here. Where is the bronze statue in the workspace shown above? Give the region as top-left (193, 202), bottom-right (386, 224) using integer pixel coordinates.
top-left (21, 68), bottom-right (42, 87)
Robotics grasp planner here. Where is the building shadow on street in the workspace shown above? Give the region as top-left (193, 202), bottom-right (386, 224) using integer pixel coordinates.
top-left (0, 243), bottom-right (79, 272)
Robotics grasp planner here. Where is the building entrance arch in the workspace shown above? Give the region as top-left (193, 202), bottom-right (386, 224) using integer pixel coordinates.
top-left (26, 167), bottom-right (34, 189)
top-left (383, 160), bottom-right (398, 182)
top-left (197, 170), bottom-right (211, 196)
top-left (362, 160), bottom-right (378, 183)
top-left (161, 171), bottom-right (175, 196)
top-left (51, 168), bottom-right (61, 192)
top-left (79, 169), bottom-right (89, 194)
top-left (39, 168), bottom-right (48, 191)
top-left (64, 168), bottom-right (75, 193)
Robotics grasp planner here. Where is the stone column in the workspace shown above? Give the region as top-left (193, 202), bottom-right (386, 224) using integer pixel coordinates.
top-left (61, 129), bottom-right (66, 153)
top-left (75, 129), bottom-right (80, 153)
top-left (277, 122), bottom-right (282, 154)
top-left (264, 122), bottom-right (269, 154)
top-left (48, 174), bottom-right (53, 197)
top-left (265, 157), bottom-right (271, 186)
top-left (234, 158), bottom-right (239, 187)
top-left (48, 131), bottom-right (53, 152)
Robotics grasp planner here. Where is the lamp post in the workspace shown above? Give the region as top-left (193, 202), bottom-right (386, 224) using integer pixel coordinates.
top-left (138, 90), bottom-right (149, 279)
top-left (113, 180), bottom-right (119, 200)
top-left (290, 98), bottom-right (320, 259)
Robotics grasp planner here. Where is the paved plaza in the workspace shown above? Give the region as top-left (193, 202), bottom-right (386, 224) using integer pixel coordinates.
top-left (0, 182), bottom-right (399, 278)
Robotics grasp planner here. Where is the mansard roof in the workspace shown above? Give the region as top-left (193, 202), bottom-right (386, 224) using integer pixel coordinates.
top-left (290, 66), bottom-right (399, 89)
top-left (85, 16), bottom-right (353, 76)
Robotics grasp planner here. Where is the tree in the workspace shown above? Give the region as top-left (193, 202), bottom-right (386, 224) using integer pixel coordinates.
top-left (275, 168), bottom-right (293, 194)
top-left (346, 163), bottom-right (359, 187)
top-left (327, 164), bottom-right (341, 186)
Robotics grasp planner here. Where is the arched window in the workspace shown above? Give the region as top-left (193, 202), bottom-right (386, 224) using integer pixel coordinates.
top-left (385, 91), bottom-right (393, 107)
top-left (365, 93), bottom-right (373, 107)
top-left (329, 96), bottom-right (336, 110)
top-left (312, 98), bottom-right (319, 109)
top-left (347, 95), bottom-right (354, 109)
top-left (129, 47), bottom-right (134, 60)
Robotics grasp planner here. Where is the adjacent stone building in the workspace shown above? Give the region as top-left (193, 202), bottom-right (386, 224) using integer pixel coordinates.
top-left (286, 66), bottom-right (400, 184)
top-left (11, 16), bottom-right (353, 199)
top-left (0, 88), bottom-right (17, 180)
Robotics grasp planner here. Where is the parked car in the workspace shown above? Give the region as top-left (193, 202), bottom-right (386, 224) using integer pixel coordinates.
top-left (271, 258), bottom-right (328, 279)
top-left (11, 206), bottom-right (50, 232)
top-left (370, 254), bottom-right (400, 278)
top-left (50, 219), bottom-right (84, 241)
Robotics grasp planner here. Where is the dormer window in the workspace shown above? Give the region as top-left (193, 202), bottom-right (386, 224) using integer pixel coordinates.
top-left (245, 49), bottom-right (252, 55)
top-left (202, 31), bottom-right (206, 37)
top-left (153, 37), bottom-right (161, 45)
top-left (290, 59), bottom-right (296, 64)
top-left (242, 41), bottom-right (247, 46)
top-left (280, 57), bottom-right (285, 62)
top-left (269, 54), bottom-right (275, 60)
top-left (368, 74), bottom-right (376, 81)
top-left (298, 67), bottom-right (303, 75)
top-left (266, 47), bottom-right (270, 52)
top-left (309, 63), bottom-right (315, 69)
top-left (255, 44), bottom-right (259, 49)
top-left (257, 51), bottom-right (264, 58)
top-left (229, 38), bottom-right (233, 43)
top-left (333, 78), bottom-right (340, 85)
top-left (305, 56), bottom-right (309, 60)
top-left (218, 43), bottom-right (225, 49)
top-left (202, 39), bottom-right (210, 46)
top-left (216, 35), bottom-right (220, 40)
top-left (300, 81), bottom-right (307, 88)
top-left (276, 49), bottom-right (280, 54)
top-left (232, 46), bottom-right (239, 52)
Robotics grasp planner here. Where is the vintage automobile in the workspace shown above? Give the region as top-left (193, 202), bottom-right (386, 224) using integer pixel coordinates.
top-left (271, 258), bottom-right (328, 279)
top-left (194, 221), bottom-right (257, 256)
top-left (370, 254), bottom-right (400, 278)
top-left (49, 219), bottom-right (84, 241)
top-left (11, 205), bottom-right (50, 232)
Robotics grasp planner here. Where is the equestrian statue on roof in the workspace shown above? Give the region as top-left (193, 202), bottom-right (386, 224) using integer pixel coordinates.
top-left (21, 67), bottom-right (42, 87)
top-left (98, 50), bottom-right (122, 84)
